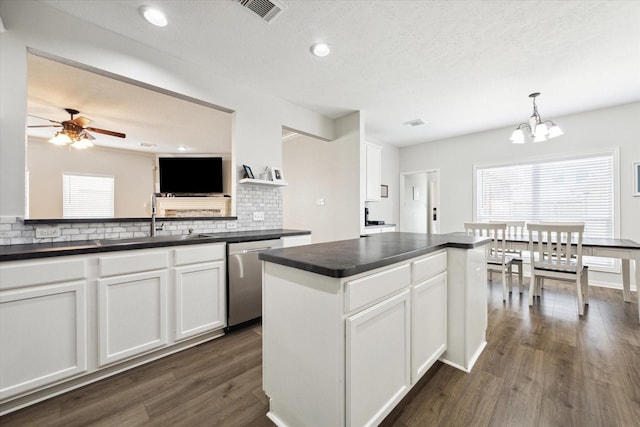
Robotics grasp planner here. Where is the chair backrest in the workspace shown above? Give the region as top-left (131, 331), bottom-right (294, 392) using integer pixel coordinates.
top-left (527, 222), bottom-right (584, 273)
top-left (464, 222), bottom-right (508, 266)
top-left (490, 220), bottom-right (526, 237)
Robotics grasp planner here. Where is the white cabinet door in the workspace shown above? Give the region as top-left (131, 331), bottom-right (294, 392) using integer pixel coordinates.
top-left (0, 282), bottom-right (87, 399)
top-left (97, 270), bottom-right (168, 366)
top-left (346, 289), bottom-right (410, 427)
top-left (411, 271), bottom-right (447, 383)
top-left (365, 143), bottom-right (382, 201)
top-left (174, 260), bottom-right (225, 341)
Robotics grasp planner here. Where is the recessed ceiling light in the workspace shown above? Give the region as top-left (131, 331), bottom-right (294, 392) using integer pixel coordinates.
top-left (178, 145), bottom-right (187, 151)
top-left (310, 42), bottom-right (331, 57)
top-left (139, 6), bottom-right (168, 27)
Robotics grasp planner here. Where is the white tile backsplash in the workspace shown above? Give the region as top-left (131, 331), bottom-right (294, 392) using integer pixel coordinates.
top-left (0, 185), bottom-right (283, 245)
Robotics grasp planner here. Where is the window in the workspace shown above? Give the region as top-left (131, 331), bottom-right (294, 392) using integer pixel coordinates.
top-left (474, 150), bottom-right (617, 270)
top-left (63, 173), bottom-right (115, 218)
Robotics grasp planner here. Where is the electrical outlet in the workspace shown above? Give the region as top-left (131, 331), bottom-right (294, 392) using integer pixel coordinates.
top-left (36, 227), bottom-right (60, 238)
top-left (253, 211), bottom-right (265, 221)
top-left (226, 222), bottom-right (237, 229)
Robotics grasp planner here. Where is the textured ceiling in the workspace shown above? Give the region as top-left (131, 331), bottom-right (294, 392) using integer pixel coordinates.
top-left (33, 0), bottom-right (640, 147)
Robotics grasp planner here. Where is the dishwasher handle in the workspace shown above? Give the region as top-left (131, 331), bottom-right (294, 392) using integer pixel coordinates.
top-left (242, 247), bottom-right (274, 254)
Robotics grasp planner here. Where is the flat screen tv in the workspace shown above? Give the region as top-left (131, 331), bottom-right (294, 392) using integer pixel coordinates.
top-left (159, 157), bottom-right (223, 194)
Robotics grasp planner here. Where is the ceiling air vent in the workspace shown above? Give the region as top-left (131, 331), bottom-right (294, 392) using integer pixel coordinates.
top-left (235, 0), bottom-right (287, 23)
top-left (404, 118), bottom-right (425, 127)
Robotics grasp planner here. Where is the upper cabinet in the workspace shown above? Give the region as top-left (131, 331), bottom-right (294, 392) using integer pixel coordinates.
top-left (365, 142), bottom-right (382, 201)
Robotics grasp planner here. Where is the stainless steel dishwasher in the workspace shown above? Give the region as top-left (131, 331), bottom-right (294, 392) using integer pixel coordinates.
top-left (227, 239), bottom-right (282, 329)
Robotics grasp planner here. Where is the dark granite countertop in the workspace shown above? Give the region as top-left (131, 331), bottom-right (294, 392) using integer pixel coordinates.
top-left (259, 232), bottom-right (490, 278)
top-left (0, 229), bottom-right (310, 262)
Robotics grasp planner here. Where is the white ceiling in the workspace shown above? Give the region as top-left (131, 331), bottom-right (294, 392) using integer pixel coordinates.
top-left (31, 0), bottom-right (640, 148)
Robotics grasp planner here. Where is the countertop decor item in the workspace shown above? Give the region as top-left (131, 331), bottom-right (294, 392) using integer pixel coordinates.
top-left (270, 166), bottom-right (284, 182)
top-left (509, 92), bottom-right (563, 144)
top-left (242, 164), bottom-right (254, 179)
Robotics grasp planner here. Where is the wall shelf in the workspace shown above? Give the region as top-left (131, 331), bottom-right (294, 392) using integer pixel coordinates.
top-left (239, 178), bottom-right (288, 187)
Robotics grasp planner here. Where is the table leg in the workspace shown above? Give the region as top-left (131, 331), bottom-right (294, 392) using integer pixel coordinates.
top-left (622, 258), bottom-right (631, 302)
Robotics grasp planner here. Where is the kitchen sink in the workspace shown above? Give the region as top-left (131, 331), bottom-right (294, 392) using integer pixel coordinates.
top-left (95, 234), bottom-right (211, 246)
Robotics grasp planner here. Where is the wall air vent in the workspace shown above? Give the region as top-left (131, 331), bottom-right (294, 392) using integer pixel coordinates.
top-left (235, 0), bottom-right (287, 23)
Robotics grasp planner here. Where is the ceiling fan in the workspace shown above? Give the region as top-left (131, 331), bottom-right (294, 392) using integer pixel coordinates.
top-left (28, 107), bottom-right (126, 148)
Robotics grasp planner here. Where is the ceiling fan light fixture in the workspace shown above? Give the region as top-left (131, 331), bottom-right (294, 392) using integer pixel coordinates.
top-left (510, 92), bottom-right (562, 144)
top-left (140, 6), bottom-right (168, 27)
top-left (49, 132), bottom-right (72, 145)
top-left (310, 42), bottom-right (330, 57)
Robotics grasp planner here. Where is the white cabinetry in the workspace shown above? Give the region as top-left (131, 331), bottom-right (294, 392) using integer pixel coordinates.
top-left (411, 251), bottom-right (447, 381)
top-left (97, 250), bottom-right (169, 366)
top-left (173, 244), bottom-right (226, 341)
top-left (365, 143), bottom-right (382, 201)
top-left (0, 241), bottom-right (229, 414)
top-left (263, 249), bottom-right (455, 427)
top-left (346, 290), bottom-right (410, 427)
top-left (281, 234), bottom-right (312, 247)
top-left (411, 272), bottom-right (447, 381)
top-left (0, 259), bottom-right (87, 400)
top-left (441, 246), bottom-right (487, 372)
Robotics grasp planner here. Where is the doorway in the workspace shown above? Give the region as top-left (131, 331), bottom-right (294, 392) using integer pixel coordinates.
top-left (400, 170), bottom-right (440, 234)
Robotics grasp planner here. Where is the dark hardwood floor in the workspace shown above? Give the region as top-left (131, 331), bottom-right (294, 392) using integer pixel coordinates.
top-left (2, 279), bottom-right (639, 426)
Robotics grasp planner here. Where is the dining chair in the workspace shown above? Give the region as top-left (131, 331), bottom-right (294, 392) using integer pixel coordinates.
top-left (490, 220), bottom-right (526, 289)
top-left (464, 222), bottom-right (517, 301)
top-left (527, 222), bottom-right (589, 315)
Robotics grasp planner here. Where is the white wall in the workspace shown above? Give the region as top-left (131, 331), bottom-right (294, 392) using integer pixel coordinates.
top-left (364, 140), bottom-right (399, 228)
top-left (28, 140), bottom-right (155, 218)
top-left (400, 102), bottom-right (640, 288)
top-left (0, 0), bottom-right (334, 219)
top-left (283, 112), bottom-right (362, 243)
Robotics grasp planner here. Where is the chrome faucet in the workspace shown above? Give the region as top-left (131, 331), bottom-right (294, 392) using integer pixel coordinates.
top-left (150, 193), bottom-right (164, 237)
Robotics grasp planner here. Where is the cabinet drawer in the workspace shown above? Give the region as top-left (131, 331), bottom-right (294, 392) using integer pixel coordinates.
top-left (345, 264), bottom-right (411, 313)
top-left (173, 243), bottom-right (225, 266)
top-left (412, 251), bottom-right (447, 283)
top-left (0, 258), bottom-right (86, 290)
top-left (98, 250), bottom-right (168, 277)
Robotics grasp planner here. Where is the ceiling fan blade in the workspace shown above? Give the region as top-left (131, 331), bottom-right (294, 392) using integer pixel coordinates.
top-left (28, 114), bottom-right (62, 124)
top-left (86, 127), bottom-right (126, 138)
top-left (71, 116), bottom-right (92, 127)
top-left (27, 124), bottom-right (63, 128)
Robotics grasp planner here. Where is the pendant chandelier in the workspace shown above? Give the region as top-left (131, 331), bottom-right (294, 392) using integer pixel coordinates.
top-left (509, 92), bottom-right (563, 144)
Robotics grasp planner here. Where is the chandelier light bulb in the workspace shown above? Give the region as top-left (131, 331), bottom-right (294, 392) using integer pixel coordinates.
top-left (510, 129), bottom-right (525, 143)
top-left (548, 124), bottom-right (564, 139)
top-left (534, 122), bottom-right (548, 137)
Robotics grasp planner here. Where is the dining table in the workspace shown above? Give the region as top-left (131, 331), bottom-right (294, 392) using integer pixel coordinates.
top-left (497, 233), bottom-right (640, 322)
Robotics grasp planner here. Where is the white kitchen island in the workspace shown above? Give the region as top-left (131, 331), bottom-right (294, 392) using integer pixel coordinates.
top-left (260, 232), bottom-right (490, 427)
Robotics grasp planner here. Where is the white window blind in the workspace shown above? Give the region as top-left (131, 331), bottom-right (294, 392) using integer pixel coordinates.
top-left (63, 174), bottom-right (115, 218)
top-left (475, 151), bottom-right (616, 269)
